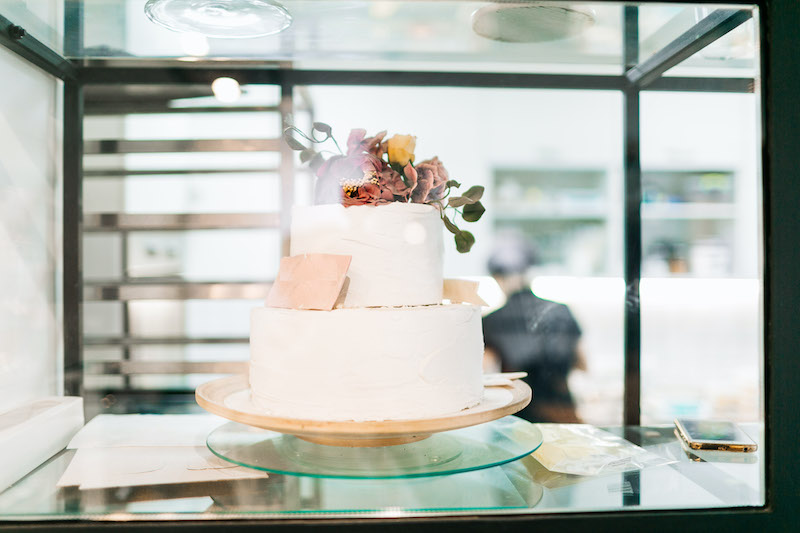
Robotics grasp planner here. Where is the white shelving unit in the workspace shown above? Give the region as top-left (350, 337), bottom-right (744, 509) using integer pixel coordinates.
top-left (641, 169), bottom-right (739, 277)
top-left (491, 167), bottom-right (749, 278)
top-left (491, 167), bottom-right (615, 276)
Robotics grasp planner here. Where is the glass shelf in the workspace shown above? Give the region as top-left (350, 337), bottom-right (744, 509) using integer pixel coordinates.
top-left (206, 417), bottom-right (544, 480)
top-left (0, 418), bottom-right (764, 520)
top-left (70, 0), bottom-right (624, 73)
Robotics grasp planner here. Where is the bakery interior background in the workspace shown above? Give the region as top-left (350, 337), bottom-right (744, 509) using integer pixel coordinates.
top-left (0, 0), bottom-right (761, 427)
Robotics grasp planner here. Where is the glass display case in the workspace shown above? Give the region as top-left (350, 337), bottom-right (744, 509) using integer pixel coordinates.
top-left (0, 0), bottom-right (797, 530)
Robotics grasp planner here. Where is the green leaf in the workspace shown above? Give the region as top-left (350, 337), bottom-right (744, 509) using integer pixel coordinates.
top-left (299, 149), bottom-right (315, 164)
top-left (448, 196), bottom-right (471, 208)
top-left (448, 186), bottom-right (484, 208)
top-left (446, 179), bottom-right (461, 188)
top-left (283, 131), bottom-right (307, 151)
top-left (308, 153), bottom-right (325, 172)
top-left (441, 215), bottom-right (460, 235)
top-left (462, 201), bottom-right (485, 222)
top-left (462, 185), bottom-right (484, 202)
top-left (312, 122), bottom-right (332, 135)
top-left (454, 230), bottom-right (476, 253)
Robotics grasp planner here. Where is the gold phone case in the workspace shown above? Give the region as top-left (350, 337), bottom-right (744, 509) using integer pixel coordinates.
top-left (674, 420), bottom-right (757, 453)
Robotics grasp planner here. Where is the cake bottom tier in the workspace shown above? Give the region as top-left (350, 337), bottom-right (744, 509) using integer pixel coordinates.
top-left (249, 304), bottom-right (484, 422)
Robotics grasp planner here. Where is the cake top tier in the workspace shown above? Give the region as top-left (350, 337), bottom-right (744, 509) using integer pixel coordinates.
top-left (290, 203), bottom-right (443, 308)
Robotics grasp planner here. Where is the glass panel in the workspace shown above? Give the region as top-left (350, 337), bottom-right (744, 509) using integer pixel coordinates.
top-left (127, 299), bottom-right (256, 338)
top-left (82, 233), bottom-right (122, 280)
top-left (0, 0), bottom-right (767, 522)
top-left (120, 111), bottom-right (282, 140)
top-left (663, 17), bottom-right (757, 78)
top-left (84, 174), bottom-right (282, 214)
top-left (131, 344), bottom-right (249, 361)
top-left (83, 151), bottom-right (282, 173)
top-left (83, 347), bottom-right (125, 391)
top-left (73, 0), bottom-right (625, 74)
top-left (123, 229), bottom-right (280, 280)
top-left (0, 426), bottom-right (765, 515)
top-left (0, 0), bottom-right (64, 53)
top-left (301, 85), bottom-right (625, 426)
top-left (0, 46), bottom-right (62, 412)
top-left (640, 92), bottom-right (762, 425)
top-left (83, 301), bottom-right (123, 337)
top-left (639, 6), bottom-right (757, 78)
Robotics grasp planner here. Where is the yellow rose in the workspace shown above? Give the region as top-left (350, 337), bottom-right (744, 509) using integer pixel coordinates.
top-left (387, 134), bottom-right (416, 167)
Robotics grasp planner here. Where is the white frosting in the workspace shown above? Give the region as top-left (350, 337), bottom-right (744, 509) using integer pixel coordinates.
top-left (290, 203), bottom-right (444, 308)
top-left (249, 304), bottom-right (484, 421)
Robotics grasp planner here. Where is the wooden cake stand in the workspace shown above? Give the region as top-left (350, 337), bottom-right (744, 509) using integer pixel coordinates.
top-left (196, 374), bottom-right (531, 447)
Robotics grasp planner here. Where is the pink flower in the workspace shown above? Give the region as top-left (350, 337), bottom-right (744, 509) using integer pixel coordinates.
top-left (403, 164), bottom-right (418, 191)
top-left (342, 181), bottom-right (394, 206)
top-left (413, 157), bottom-right (449, 202)
top-left (314, 129), bottom-right (453, 208)
top-left (411, 166), bottom-right (434, 204)
top-left (359, 153), bottom-right (384, 175)
top-left (379, 164), bottom-right (415, 201)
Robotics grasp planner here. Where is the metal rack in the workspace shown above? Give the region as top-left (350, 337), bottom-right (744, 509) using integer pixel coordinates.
top-left (79, 81), bottom-right (301, 393)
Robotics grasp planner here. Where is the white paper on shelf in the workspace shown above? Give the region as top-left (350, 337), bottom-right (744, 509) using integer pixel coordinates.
top-left (57, 446), bottom-right (268, 490)
top-left (67, 414), bottom-right (228, 449)
top-left (0, 396), bottom-right (84, 493)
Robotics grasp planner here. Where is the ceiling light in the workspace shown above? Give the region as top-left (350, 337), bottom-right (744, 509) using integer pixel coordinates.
top-left (145, 0), bottom-right (292, 39)
top-left (212, 77), bottom-right (242, 103)
top-left (472, 3), bottom-right (595, 43)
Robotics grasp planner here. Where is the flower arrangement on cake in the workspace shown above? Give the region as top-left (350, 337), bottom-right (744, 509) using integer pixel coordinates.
top-left (284, 122), bottom-right (485, 253)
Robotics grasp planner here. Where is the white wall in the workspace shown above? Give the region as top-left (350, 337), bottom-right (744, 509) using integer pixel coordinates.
top-left (306, 86), bottom-right (761, 425)
top-left (304, 86), bottom-right (624, 276)
top-left (0, 46), bottom-right (62, 412)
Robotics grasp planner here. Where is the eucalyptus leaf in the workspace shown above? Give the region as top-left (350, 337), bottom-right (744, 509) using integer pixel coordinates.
top-left (462, 201), bottom-right (485, 222)
top-left (312, 122), bottom-right (332, 135)
top-left (454, 230), bottom-right (476, 253)
top-left (308, 152), bottom-right (325, 172)
top-left (284, 132), bottom-right (307, 151)
top-left (446, 179), bottom-right (462, 188)
top-left (462, 185), bottom-right (484, 202)
top-left (448, 196), bottom-right (471, 208)
top-left (300, 149), bottom-right (315, 163)
top-left (441, 215), bottom-right (460, 235)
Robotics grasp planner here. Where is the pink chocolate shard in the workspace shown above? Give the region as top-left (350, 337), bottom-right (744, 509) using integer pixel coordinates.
top-left (266, 253), bottom-right (352, 311)
top-left (443, 279), bottom-right (489, 306)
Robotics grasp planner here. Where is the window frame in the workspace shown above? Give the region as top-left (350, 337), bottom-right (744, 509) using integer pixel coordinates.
top-left (0, 0), bottom-right (796, 529)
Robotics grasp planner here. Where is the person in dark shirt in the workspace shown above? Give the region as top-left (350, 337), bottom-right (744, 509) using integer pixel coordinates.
top-left (482, 234), bottom-right (585, 423)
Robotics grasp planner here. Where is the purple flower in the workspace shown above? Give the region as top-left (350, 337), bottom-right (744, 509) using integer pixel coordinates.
top-left (314, 154), bottom-right (362, 204)
top-left (347, 129), bottom-right (387, 158)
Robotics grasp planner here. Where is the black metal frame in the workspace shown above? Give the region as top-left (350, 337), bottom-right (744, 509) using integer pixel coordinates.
top-left (1, 0), bottom-right (798, 530)
top-left (63, 81), bottom-right (83, 398)
top-left (621, 5), bottom-right (642, 428)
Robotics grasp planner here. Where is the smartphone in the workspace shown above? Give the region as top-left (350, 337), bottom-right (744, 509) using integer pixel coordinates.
top-left (674, 418), bottom-right (758, 452)
top-left (674, 429), bottom-right (758, 463)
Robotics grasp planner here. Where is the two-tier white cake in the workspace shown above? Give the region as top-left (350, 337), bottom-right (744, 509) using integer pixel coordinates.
top-left (249, 203), bottom-right (485, 422)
